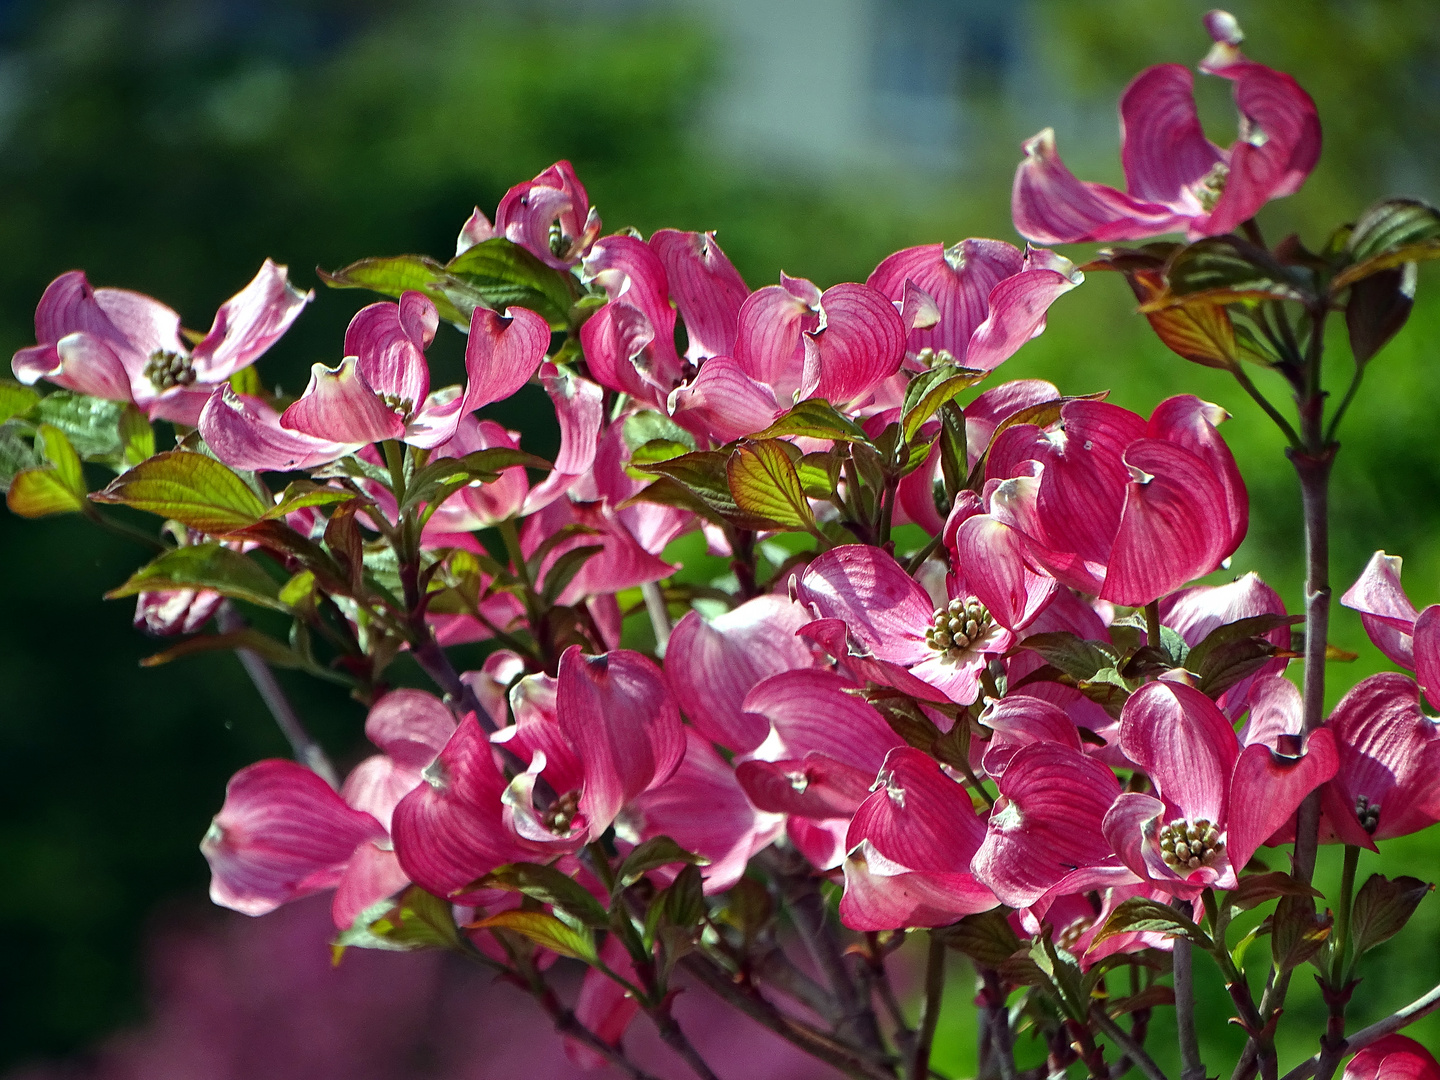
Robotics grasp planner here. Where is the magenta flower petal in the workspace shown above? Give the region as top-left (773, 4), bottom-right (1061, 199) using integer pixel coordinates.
top-left (737, 754), bottom-right (877, 820)
top-left (344, 296), bottom-right (433, 411)
top-left (622, 730), bottom-right (782, 895)
top-left (949, 513), bottom-right (1056, 632)
top-left (200, 385), bottom-right (355, 472)
top-left (1341, 551), bottom-right (1419, 668)
top-left (962, 249), bottom-right (1083, 372)
top-left (331, 842), bottom-right (410, 930)
top-left (190, 260), bottom-right (312, 381)
top-left (522, 363), bottom-right (604, 514)
top-left (1414, 607), bottom-right (1440, 710)
top-left (649, 229), bottom-right (749, 361)
top-left (585, 235), bottom-right (684, 395)
top-left (202, 759), bottom-right (385, 917)
top-left (796, 545), bottom-right (933, 665)
top-left (796, 618), bottom-right (954, 705)
top-left (1226, 730), bottom-right (1337, 872)
top-left (1325, 672), bottom-right (1440, 843)
top-left (799, 282), bottom-right (906, 406)
top-left (840, 850), bottom-right (998, 932)
top-left (1198, 44), bottom-right (1321, 236)
top-left (668, 354), bottom-right (782, 444)
top-left (1119, 64), bottom-right (1225, 210)
top-left (1240, 674), bottom-right (1305, 750)
top-left (454, 206), bottom-right (495, 255)
top-left (972, 742), bottom-right (1122, 909)
top-left (577, 299), bottom-right (661, 403)
top-left (1119, 681), bottom-right (1237, 824)
top-left (556, 647), bottom-right (685, 840)
top-left (1102, 792), bottom-right (1168, 884)
top-left (364, 689), bottom-right (457, 771)
top-left (1343, 1035), bottom-right (1440, 1080)
top-left (281, 356), bottom-right (405, 444)
top-left (1012, 128), bottom-right (1192, 246)
top-left (49, 333), bottom-right (136, 401)
top-left (1100, 438), bottom-right (1232, 607)
top-left (666, 594), bottom-right (816, 753)
top-left (392, 716), bottom-right (520, 899)
top-left (980, 694), bottom-right (1083, 778)
top-left (743, 669), bottom-right (901, 771)
top-left (733, 277), bottom-right (820, 400)
top-left (1147, 395), bottom-right (1248, 555)
top-left (866, 240), bottom-right (1023, 361)
top-left (569, 938), bottom-right (641, 1067)
top-left (463, 305), bottom-right (551, 414)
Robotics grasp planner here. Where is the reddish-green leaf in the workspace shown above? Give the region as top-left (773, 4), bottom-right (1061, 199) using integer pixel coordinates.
top-left (106, 543), bottom-right (286, 611)
top-left (469, 909), bottom-right (598, 962)
top-left (92, 449), bottom-right (268, 533)
top-left (727, 439), bottom-right (816, 531)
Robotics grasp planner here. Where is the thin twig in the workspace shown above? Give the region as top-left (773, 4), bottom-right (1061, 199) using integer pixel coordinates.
top-left (1172, 899), bottom-right (1205, 1080)
top-left (907, 934), bottom-right (946, 1080)
top-left (641, 581), bottom-right (672, 654)
top-left (216, 603), bottom-right (339, 788)
top-left (980, 968), bottom-right (1018, 1080)
top-left (649, 1003), bottom-right (723, 1080)
top-left (1090, 1005), bottom-right (1168, 1080)
top-left (1280, 981), bottom-right (1440, 1080)
top-left (680, 954), bottom-right (897, 1080)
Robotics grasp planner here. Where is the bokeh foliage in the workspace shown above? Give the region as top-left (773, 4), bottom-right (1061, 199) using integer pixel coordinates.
top-left (2, 0), bottom-right (1438, 1071)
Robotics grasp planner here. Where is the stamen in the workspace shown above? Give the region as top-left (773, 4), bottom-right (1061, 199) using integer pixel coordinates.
top-left (144, 349), bottom-right (197, 392)
top-left (1157, 817), bottom-right (1225, 872)
top-left (379, 392), bottom-right (414, 417)
top-left (1195, 161), bottom-right (1230, 213)
top-left (542, 789), bottom-right (582, 835)
top-left (1355, 794), bottom-right (1381, 836)
top-left (924, 597), bottom-right (994, 663)
top-left (913, 347), bottom-right (958, 369)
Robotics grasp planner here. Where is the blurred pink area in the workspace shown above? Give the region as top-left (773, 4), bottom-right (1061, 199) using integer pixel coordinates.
top-left (7, 895), bottom-right (840, 1080)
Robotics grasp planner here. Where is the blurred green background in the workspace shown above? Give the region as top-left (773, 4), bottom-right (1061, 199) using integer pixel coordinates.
top-left (2, 0), bottom-right (1439, 1074)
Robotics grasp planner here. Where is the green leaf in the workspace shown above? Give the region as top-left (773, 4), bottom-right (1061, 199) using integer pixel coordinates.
top-left (0, 379), bottom-right (40, 424)
top-left (320, 254), bottom-right (475, 327)
top-left (627, 438), bottom-right (692, 474)
top-left (471, 909), bottom-right (598, 963)
top-left (445, 236), bottom-right (576, 328)
top-left (477, 862), bottom-right (611, 928)
top-left (717, 877), bottom-right (774, 943)
top-left (1015, 632), bottom-right (1120, 681)
top-left (264, 480), bottom-right (358, 520)
top-left (617, 837), bottom-right (710, 889)
top-left (117, 404), bottom-right (156, 469)
top-left (92, 450), bottom-right (268, 533)
top-left (751, 399), bottom-right (869, 443)
top-left (139, 627), bottom-right (353, 686)
top-left (1185, 613), bottom-right (1302, 697)
top-left (796, 450), bottom-right (841, 499)
top-left (727, 439), bottom-right (816, 531)
top-left (1333, 198), bottom-right (1440, 289)
top-left (332, 885), bottom-right (463, 958)
top-left (105, 543), bottom-right (286, 611)
top-left (401, 448), bottom-right (549, 516)
top-left (1133, 270), bottom-right (1240, 371)
top-left (1349, 873), bottom-right (1433, 959)
top-left (625, 474), bottom-right (732, 530)
top-left (901, 366), bottom-right (986, 442)
top-left (1271, 895), bottom-right (1331, 972)
top-left (1154, 236), bottom-right (1313, 307)
top-left (7, 424), bottom-right (89, 517)
top-left (936, 908), bottom-right (1023, 968)
top-left (0, 422), bottom-right (40, 488)
top-left (1092, 896), bottom-right (1210, 947)
top-left (540, 543), bottom-right (605, 605)
top-left (31, 392), bottom-right (125, 458)
top-left (622, 410), bottom-right (697, 455)
top-left (936, 400), bottom-right (967, 506)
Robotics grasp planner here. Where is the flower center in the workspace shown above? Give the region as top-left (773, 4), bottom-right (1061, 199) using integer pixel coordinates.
top-left (1195, 162), bottom-right (1230, 213)
top-left (924, 598), bottom-right (994, 661)
top-left (542, 789), bottom-right (581, 835)
top-left (1355, 795), bottom-right (1381, 835)
top-left (144, 349), bottom-right (196, 391)
top-left (1157, 817), bottom-right (1225, 872)
top-left (549, 219), bottom-right (570, 258)
top-left (1055, 916), bottom-right (1093, 952)
top-left (379, 392), bottom-right (414, 418)
top-left (914, 347), bottom-right (958, 369)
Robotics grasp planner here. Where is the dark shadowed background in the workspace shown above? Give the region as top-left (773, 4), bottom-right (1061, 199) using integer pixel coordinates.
top-left (2, 0), bottom-right (1439, 1075)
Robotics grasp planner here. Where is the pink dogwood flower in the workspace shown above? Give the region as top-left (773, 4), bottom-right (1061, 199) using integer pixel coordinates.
top-left (1162, 571), bottom-right (1293, 714)
top-left (796, 543), bottom-right (1026, 706)
top-left (1344, 1036), bottom-right (1440, 1080)
top-left (866, 241), bottom-right (1081, 371)
top-left (981, 394), bottom-right (1247, 607)
top-left (202, 689), bottom-right (456, 928)
top-left (492, 160), bottom-right (602, 270)
top-left (1102, 680), bottom-right (1336, 898)
top-left (840, 747), bottom-right (998, 930)
top-left (13, 260), bottom-right (310, 424)
top-left (1341, 551), bottom-right (1425, 670)
top-left (281, 292), bottom-right (550, 449)
top-left (1012, 11), bottom-right (1320, 244)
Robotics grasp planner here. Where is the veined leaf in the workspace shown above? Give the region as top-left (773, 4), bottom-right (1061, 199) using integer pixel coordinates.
top-left (476, 862), bottom-right (610, 928)
top-left (727, 439), bottom-right (816, 531)
top-left (106, 544), bottom-right (285, 611)
top-left (901, 365), bottom-right (986, 442)
top-left (445, 237), bottom-right (576, 328)
top-left (333, 886), bottom-right (462, 959)
top-left (0, 380), bottom-right (39, 425)
top-left (751, 399), bottom-right (869, 443)
top-left (469, 909), bottom-right (598, 963)
top-left (93, 450), bottom-right (268, 533)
